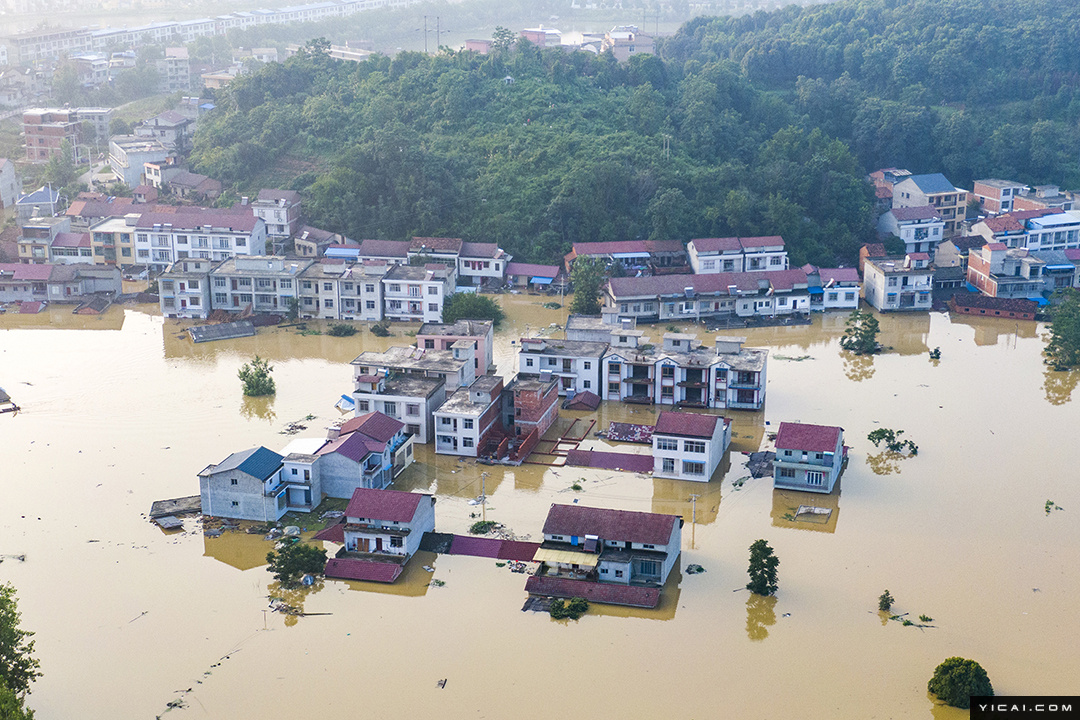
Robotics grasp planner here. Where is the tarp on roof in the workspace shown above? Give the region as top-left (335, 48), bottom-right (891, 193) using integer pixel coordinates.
top-left (1028, 296), bottom-right (1050, 306)
top-left (534, 548), bottom-right (599, 567)
top-left (531, 276), bottom-right (553, 284)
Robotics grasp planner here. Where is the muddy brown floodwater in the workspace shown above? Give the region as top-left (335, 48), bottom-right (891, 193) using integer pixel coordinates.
top-left (1, 295), bottom-right (1078, 719)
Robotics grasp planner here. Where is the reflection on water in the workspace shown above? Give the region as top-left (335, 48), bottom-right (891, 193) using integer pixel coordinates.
top-left (268, 578), bottom-right (325, 627)
top-left (239, 394), bottom-right (277, 422)
top-left (652, 476), bottom-right (721, 526)
top-left (0, 303), bottom-right (127, 330)
top-left (584, 567), bottom-right (682, 622)
top-left (203, 529), bottom-right (279, 571)
top-left (1043, 367), bottom-right (1079, 405)
top-left (866, 450), bottom-right (909, 475)
top-left (949, 314), bottom-right (1036, 347)
top-left (745, 593), bottom-right (778, 641)
top-left (771, 484), bottom-right (841, 534)
top-left (843, 352), bottom-right (876, 382)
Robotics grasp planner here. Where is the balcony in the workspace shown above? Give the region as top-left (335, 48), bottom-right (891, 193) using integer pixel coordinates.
top-left (345, 522), bottom-right (410, 536)
top-left (728, 376), bottom-right (760, 389)
top-left (622, 376), bottom-right (653, 385)
top-left (623, 395), bottom-right (654, 405)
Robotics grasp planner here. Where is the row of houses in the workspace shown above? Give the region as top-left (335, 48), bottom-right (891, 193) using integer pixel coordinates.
top-left (0, 261), bottom-right (121, 304)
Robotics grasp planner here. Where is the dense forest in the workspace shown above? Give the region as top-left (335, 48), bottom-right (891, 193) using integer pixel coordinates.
top-left (191, 0), bottom-right (1080, 266)
top-left (664, 0), bottom-right (1080, 188)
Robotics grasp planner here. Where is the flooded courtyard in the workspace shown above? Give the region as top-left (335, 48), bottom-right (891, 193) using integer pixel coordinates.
top-left (1, 294), bottom-right (1078, 719)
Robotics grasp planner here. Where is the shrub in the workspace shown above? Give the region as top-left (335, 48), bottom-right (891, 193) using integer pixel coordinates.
top-left (550, 597), bottom-right (589, 620)
top-left (370, 321), bottom-right (391, 337)
top-left (266, 541), bottom-right (327, 589)
top-left (327, 323), bottom-right (358, 337)
top-left (468, 520), bottom-right (497, 534)
top-left (878, 589), bottom-right (894, 612)
top-left (442, 293), bottom-right (505, 327)
top-left (928, 657), bottom-right (993, 709)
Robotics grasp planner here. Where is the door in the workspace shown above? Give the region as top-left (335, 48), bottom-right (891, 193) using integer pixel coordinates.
top-left (357, 537), bottom-right (370, 552)
top-left (375, 537), bottom-right (384, 551)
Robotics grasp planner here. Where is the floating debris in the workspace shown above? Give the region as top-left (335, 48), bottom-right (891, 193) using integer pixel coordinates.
top-left (686, 564), bottom-right (706, 574)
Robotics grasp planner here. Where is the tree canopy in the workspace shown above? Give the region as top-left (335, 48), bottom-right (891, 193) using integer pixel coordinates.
top-left (441, 293), bottom-right (505, 327)
top-left (0, 583), bottom-right (41, 698)
top-left (746, 539), bottom-right (779, 596)
top-left (1045, 288), bottom-right (1080, 370)
top-left (928, 657), bottom-right (993, 709)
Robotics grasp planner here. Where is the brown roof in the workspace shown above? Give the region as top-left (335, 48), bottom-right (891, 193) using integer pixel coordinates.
top-left (460, 241), bottom-right (502, 258)
top-left (543, 504), bottom-right (678, 545)
top-left (324, 558), bottom-right (402, 583)
top-left (411, 236), bottom-right (463, 253)
top-left (565, 449), bottom-right (653, 473)
top-left (357, 239), bottom-right (409, 257)
top-left (607, 268), bottom-right (809, 299)
top-left (775, 422), bottom-right (842, 453)
top-left (51, 232), bottom-right (90, 248)
top-left (861, 243), bottom-right (887, 258)
top-left (890, 205), bottom-right (941, 222)
top-left (654, 411), bottom-right (720, 439)
top-left (524, 575), bottom-right (660, 608)
top-left (564, 390), bottom-right (601, 410)
top-left (136, 211), bottom-right (258, 232)
top-left (571, 239), bottom-right (685, 256)
top-left (345, 488), bottom-right (427, 523)
top-left (947, 236), bottom-right (987, 251)
top-left (690, 237), bottom-right (742, 253)
top-left (949, 293), bottom-right (1038, 314)
top-left (338, 411), bottom-right (404, 443)
top-left (506, 262), bottom-right (560, 278)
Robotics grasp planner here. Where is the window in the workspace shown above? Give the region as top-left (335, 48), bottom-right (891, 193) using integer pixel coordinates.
top-left (770, 256), bottom-right (782, 266)
top-left (407, 404), bottom-right (420, 416)
top-left (365, 301), bottom-right (376, 309)
top-left (428, 303), bottom-right (438, 311)
top-left (702, 260), bottom-right (715, 270)
top-left (608, 382), bottom-right (620, 394)
top-left (365, 284), bottom-right (375, 293)
top-left (236, 238), bottom-right (246, 247)
top-left (323, 282), bottom-right (333, 291)
top-left (807, 471), bottom-right (824, 486)
top-left (662, 457), bottom-right (675, 473)
top-left (324, 299), bottom-right (333, 308)
top-left (615, 570), bottom-right (624, 578)
top-left (827, 292), bottom-right (838, 302)
top-left (302, 281), bottom-right (312, 290)
top-left (661, 366), bottom-right (674, 378)
top-left (656, 437), bottom-right (678, 451)
top-left (526, 358), bottom-right (534, 367)
top-left (583, 362), bottom-right (591, 370)
top-left (231, 501), bottom-right (238, 507)
top-left (683, 461), bottom-right (705, 476)
top-left (425, 339), bottom-right (435, 349)
top-left (383, 402), bottom-right (397, 416)
top-left (230, 478), bottom-right (238, 485)
top-left (608, 362), bottom-right (621, 373)
top-left (389, 284), bottom-right (401, 293)
top-left (463, 437), bottom-right (474, 448)
top-left (428, 286), bottom-right (438, 295)
top-left (845, 292), bottom-right (855, 301)
top-left (408, 285), bottom-right (421, 297)
top-left (463, 419), bottom-right (474, 429)
top-left (390, 536), bottom-right (403, 548)
top-left (357, 400), bottom-right (370, 412)
top-left (214, 278), bottom-right (226, 288)
top-left (583, 380), bottom-right (591, 389)
top-left (779, 467), bottom-right (795, 478)
top-left (684, 440), bottom-right (705, 454)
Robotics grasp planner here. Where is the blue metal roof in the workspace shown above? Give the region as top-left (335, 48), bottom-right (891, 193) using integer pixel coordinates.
top-left (532, 276), bottom-right (554, 284)
top-left (906, 173), bottom-right (957, 195)
top-left (214, 446), bottom-right (283, 479)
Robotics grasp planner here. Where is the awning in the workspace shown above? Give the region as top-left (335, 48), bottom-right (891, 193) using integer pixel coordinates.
top-left (531, 276), bottom-right (554, 285)
top-left (534, 548), bottom-right (599, 567)
top-left (612, 252), bottom-right (649, 259)
top-left (1045, 265), bottom-right (1074, 270)
top-left (808, 286), bottom-right (824, 295)
top-left (966, 282), bottom-right (979, 292)
top-left (1027, 296), bottom-right (1050, 306)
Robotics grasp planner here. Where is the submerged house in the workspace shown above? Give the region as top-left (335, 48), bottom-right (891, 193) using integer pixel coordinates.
top-left (772, 422), bottom-right (846, 494)
top-left (198, 446), bottom-right (310, 522)
top-left (526, 504), bottom-right (683, 608)
top-left (651, 410), bottom-right (731, 482)
top-left (318, 411), bottom-right (415, 493)
top-left (318, 487), bottom-right (437, 583)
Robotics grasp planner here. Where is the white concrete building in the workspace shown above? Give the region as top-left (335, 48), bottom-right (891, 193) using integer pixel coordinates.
top-left (688, 236), bottom-right (789, 274)
top-left (772, 422), bottom-right (845, 494)
top-left (158, 256), bottom-right (215, 318)
top-left (381, 263), bottom-right (455, 323)
top-left (651, 410), bottom-right (731, 482)
top-left (351, 374), bottom-right (445, 444)
top-left (519, 337), bottom-right (607, 396)
top-left (108, 135), bottom-right (170, 187)
top-left (248, 189), bottom-right (301, 239)
top-left (337, 488), bottom-right (436, 561)
top-left (877, 206), bottom-right (945, 254)
top-left (457, 241), bottom-right (511, 286)
top-left (803, 265), bottom-right (861, 312)
top-left (135, 210), bottom-right (266, 272)
top-left (863, 253), bottom-right (934, 312)
top-left (209, 255), bottom-right (309, 314)
top-left (433, 375), bottom-right (504, 457)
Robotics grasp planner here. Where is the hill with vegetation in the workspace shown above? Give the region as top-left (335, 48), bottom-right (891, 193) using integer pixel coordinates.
top-left (663, 0), bottom-right (1080, 188)
top-left (190, 39), bottom-right (874, 266)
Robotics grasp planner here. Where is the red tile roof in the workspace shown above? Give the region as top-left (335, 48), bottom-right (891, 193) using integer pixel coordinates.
top-left (136, 210), bottom-right (258, 232)
top-left (818, 267), bottom-right (861, 284)
top-left (411, 236), bottom-right (463, 253)
top-left (313, 522), bottom-right (345, 543)
top-left (654, 411), bottom-right (720, 439)
top-left (525, 576), bottom-right (660, 608)
top-left (775, 422), bottom-right (842, 453)
top-left (565, 449), bottom-right (653, 473)
top-left (324, 558), bottom-right (402, 583)
top-left (317, 432), bottom-right (383, 464)
top-left (861, 243), bottom-right (887, 257)
top-left (338, 411), bottom-right (404, 443)
top-left (506, 262), bottom-right (560, 278)
top-left (907, 252), bottom-right (931, 261)
top-left (564, 390), bottom-right (601, 410)
top-left (18, 301), bottom-right (44, 314)
top-left (357, 239), bottom-right (409, 257)
top-left (345, 488), bottom-right (428, 523)
top-left (571, 239), bottom-right (685, 256)
top-left (949, 293), bottom-right (1038, 315)
top-left (690, 237), bottom-right (742, 253)
top-left (737, 235), bottom-right (785, 249)
top-left (543, 504), bottom-right (678, 545)
top-left (1064, 249), bottom-right (1080, 262)
top-left (443, 534), bottom-right (540, 561)
top-left (0, 263), bottom-right (54, 281)
top-left (50, 232), bottom-right (90, 248)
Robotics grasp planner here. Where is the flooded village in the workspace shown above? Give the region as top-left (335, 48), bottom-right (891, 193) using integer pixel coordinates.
top-left (2, 281), bottom-right (1079, 718)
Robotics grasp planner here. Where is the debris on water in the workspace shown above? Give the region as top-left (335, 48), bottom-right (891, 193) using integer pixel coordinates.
top-left (204, 528), bottom-right (223, 538)
top-left (436, 678), bottom-right (448, 689)
top-left (321, 510), bottom-right (344, 519)
top-left (774, 354), bottom-right (813, 362)
top-left (0, 554), bottom-right (26, 563)
top-left (422, 565), bottom-right (435, 573)
top-left (1045, 500), bottom-right (1064, 514)
top-left (283, 526), bottom-right (301, 537)
top-left (429, 579), bottom-right (446, 588)
top-left (686, 564), bottom-right (706, 574)
top-left (301, 574), bottom-right (315, 586)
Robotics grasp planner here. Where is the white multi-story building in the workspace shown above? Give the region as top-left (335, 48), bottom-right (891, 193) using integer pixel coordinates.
top-left (158, 256), bottom-right (215, 318)
top-left (417, 319), bottom-right (495, 374)
top-left (688, 236), bottom-right (789, 274)
top-left (433, 375), bottom-right (504, 457)
top-left (108, 135), bottom-right (170, 187)
top-left (862, 253), bottom-right (934, 312)
top-left (651, 410), bottom-right (731, 482)
top-left (877, 206), bottom-right (945, 254)
top-left (351, 373), bottom-right (445, 444)
top-left (248, 189), bottom-right (301, 239)
top-left (457, 241), bottom-right (511, 286)
top-left (135, 211), bottom-right (266, 273)
top-left (803, 265), bottom-right (861, 312)
top-left (772, 422), bottom-right (845, 494)
top-left (208, 255), bottom-right (310, 314)
top-left (518, 337), bottom-right (607, 396)
top-left (381, 263), bottom-right (455, 323)
top-left (352, 345), bottom-right (476, 394)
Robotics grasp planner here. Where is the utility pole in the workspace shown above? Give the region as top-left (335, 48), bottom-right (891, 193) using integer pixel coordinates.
top-left (436, 16), bottom-right (440, 52)
top-left (424, 15), bottom-right (428, 54)
top-left (689, 494), bottom-right (700, 549)
top-left (480, 472), bottom-right (489, 522)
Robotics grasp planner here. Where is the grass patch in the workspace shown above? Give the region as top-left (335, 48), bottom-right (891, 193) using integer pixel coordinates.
top-left (468, 520), bottom-right (498, 534)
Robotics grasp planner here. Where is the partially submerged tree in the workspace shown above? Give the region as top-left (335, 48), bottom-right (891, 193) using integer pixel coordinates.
top-left (569, 256), bottom-right (606, 316)
top-left (549, 597), bottom-right (588, 620)
top-left (867, 428), bottom-right (918, 455)
top-left (266, 541), bottom-right (327, 589)
top-left (928, 657), bottom-right (993, 709)
top-left (238, 356), bottom-right (276, 396)
top-left (840, 308), bottom-right (881, 355)
top-left (442, 293), bottom-right (505, 327)
top-left (0, 582), bottom-right (41, 698)
top-left (746, 539), bottom-right (779, 596)
top-left (0, 681), bottom-right (35, 720)
top-left (1045, 288), bottom-right (1080, 369)
top-left (878, 589), bottom-right (895, 612)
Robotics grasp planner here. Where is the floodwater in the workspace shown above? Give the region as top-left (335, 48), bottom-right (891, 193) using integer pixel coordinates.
top-left (1, 294), bottom-right (1078, 719)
